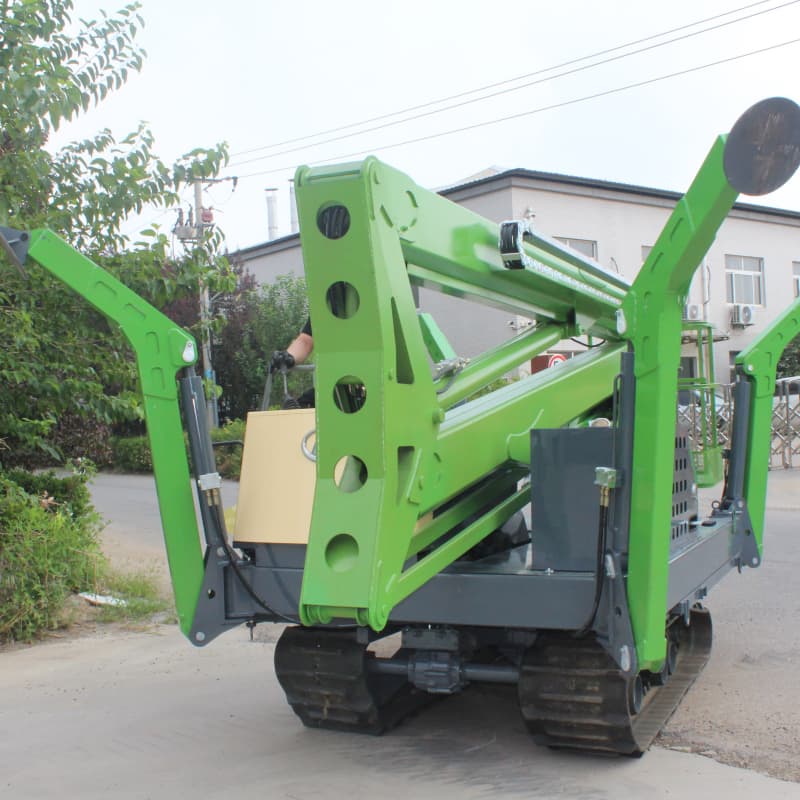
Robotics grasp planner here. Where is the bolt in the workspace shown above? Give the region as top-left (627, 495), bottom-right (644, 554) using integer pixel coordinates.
top-left (195, 631), bottom-right (206, 643)
top-left (619, 645), bottom-right (631, 672)
top-left (216, 547), bottom-right (226, 558)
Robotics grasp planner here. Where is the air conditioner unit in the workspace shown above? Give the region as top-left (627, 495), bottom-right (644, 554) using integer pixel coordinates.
top-left (731, 303), bottom-right (756, 327)
top-left (682, 303), bottom-right (702, 321)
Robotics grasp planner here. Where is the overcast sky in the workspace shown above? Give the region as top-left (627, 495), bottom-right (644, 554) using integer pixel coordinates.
top-left (51, 0), bottom-right (800, 253)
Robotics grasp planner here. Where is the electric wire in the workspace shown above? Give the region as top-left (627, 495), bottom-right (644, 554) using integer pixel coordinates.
top-left (229, 0), bottom-right (798, 169)
top-left (229, 0), bottom-right (782, 161)
top-left (571, 337), bottom-right (607, 348)
top-left (229, 36), bottom-right (800, 181)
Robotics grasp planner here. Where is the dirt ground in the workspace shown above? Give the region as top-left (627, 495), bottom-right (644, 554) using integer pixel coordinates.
top-left (655, 472), bottom-right (800, 782)
top-left (14, 469), bottom-right (800, 784)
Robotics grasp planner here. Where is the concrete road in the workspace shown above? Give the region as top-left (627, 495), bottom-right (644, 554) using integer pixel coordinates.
top-left (0, 470), bottom-right (798, 798)
top-left (2, 624), bottom-right (799, 800)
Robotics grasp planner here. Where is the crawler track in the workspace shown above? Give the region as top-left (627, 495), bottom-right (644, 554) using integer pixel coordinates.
top-left (275, 610), bottom-right (711, 754)
top-left (274, 627), bottom-right (432, 734)
top-left (518, 608), bottom-right (712, 755)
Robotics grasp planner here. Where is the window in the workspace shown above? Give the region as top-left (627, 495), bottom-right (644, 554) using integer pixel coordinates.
top-left (641, 245), bottom-right (653, 263)
top-left (555, 236), bottom-right (598, 261)
top-left (793, 261), bottom-right (800, 298)
top-left (725, 254), bottom-right (764, 305)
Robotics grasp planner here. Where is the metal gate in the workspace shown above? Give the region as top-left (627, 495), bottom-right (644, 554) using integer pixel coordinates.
top-left (772, 377), bottom-right (800, 469)
top-left (677, 378), bottom-right (800, 470)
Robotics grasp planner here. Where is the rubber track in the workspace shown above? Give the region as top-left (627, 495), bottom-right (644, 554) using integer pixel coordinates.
top-left (274, 626), bottom-right (432, 734)
top-left (518, 608), bottom-right (712, 755)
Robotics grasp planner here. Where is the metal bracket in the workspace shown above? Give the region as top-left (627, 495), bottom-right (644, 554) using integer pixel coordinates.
top-left (711, 499), bottom-right (761, 569)
top-left (595, 466), bottom-right (620, 489)
top-left (198, 472), bottom-right (222, 491)
top-left (499, 220), bottom-right (535, 270)
top-left (432, 357), bottom-right (469, 381)
top-left (0, 226), bottom-right (30, 277)
top-left (402, 625), bottom-right (461, 651)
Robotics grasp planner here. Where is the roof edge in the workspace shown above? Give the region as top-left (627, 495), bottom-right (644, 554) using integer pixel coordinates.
top-left (440, 167), bottom-right (800, 220)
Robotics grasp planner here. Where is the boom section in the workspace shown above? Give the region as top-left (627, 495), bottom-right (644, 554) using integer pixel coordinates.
top-left (734, 296), bottom-right (800, 550)
top-left (622, 97), bottom-right (800, 671)
top-left (293, 158), bottom-right (626, 631)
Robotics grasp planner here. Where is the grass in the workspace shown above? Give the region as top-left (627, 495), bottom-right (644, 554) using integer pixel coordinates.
top-left (93, 568), bottom-right (175, 625)
top-left (0, 467), bottom-right (175, 643)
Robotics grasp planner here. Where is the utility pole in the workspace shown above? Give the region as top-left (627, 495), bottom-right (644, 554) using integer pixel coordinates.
top-left (174, 173), bottom-right (237, 428)
top-left (194, 178), bottom-right (219, 429)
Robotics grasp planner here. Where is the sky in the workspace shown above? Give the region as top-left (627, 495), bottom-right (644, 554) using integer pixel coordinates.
top-left (49, 0), bottom-right (800, 253)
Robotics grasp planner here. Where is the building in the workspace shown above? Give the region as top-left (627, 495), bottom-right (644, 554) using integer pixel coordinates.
top-left (230, 167), bottom-right (800, 383)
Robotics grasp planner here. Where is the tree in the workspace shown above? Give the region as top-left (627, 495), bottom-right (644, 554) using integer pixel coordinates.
top-left (213, 268), bottom-right (311, 421)
top-left (0, 0), bottom-right (230, 465)
top-left (777, 336), bottom-right (800, 380)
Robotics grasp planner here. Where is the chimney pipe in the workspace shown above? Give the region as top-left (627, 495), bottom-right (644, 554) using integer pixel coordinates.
top-left (265, 188), bottom-right (278, 240)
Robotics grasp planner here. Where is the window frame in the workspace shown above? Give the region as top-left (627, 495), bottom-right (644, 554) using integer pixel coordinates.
top-left (725, 253), bottom-right (765, 306)
top-left (554, 236), bottom-right (598, 261)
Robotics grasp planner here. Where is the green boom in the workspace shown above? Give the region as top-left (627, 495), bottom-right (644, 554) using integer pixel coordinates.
top-left (621, 137), bottom-right (740, 670)
top-left (736, 297), bottom-right (800, 553)
top-left (294, 158), bottom-right (629, 630)
top-left (23, 229), bottom-right (205, 635)
top-left (9, 98), bottom-right (798, 675)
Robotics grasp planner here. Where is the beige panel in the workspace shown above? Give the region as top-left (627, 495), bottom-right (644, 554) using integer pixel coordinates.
top-left (234, 409), bottom-right (316, 544)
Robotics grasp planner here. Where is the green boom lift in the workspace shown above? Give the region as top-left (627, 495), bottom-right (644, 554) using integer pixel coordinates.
top-left (3, 97), bottom-right (800, 755)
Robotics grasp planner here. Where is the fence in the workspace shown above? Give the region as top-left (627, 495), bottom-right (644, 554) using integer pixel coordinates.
top-left (772, 377), bottom-right (800, 469)
top-left (677, 377), bottom-right (800, 470)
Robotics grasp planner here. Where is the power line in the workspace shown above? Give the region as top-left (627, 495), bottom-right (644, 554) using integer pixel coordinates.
top-left (229, 0), bottom-right (786, 163)
top-left (229, 36), bottom-right (800, 182)
top-left (229, 0), bottom-right (798, 168)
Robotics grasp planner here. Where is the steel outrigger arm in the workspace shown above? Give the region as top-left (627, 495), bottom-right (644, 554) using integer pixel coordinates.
top-left (1, 227), bottom-right (206, 635)
top-left (622, 97), bottom-right (800, 670)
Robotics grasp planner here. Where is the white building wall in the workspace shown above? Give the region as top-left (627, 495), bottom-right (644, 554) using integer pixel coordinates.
top-left (234, 239), bottom-right (304, 285)
top-left (705, 212), bottom-right (800, 379)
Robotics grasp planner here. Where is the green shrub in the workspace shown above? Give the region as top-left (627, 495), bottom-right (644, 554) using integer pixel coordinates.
top-left (109, 435), bottom-right (153, 473)
top-left (52, 412), bottom-right (114, 468)
top-left (211, 419), bottom-right (245, 480)
top-left (0, 467), bottom-right (174, 641)
top-left (110, 418), bottom-right (245, 479)
top-left (0, 471), bottom-right (103, 642)
top-left (4, 464), bottom-right (95, 520)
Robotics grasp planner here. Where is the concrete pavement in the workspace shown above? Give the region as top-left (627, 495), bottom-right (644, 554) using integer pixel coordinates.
top-left (2, 624), bottom-right (799, 800)
top-left (0, 469), bottom-right (797, 797)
